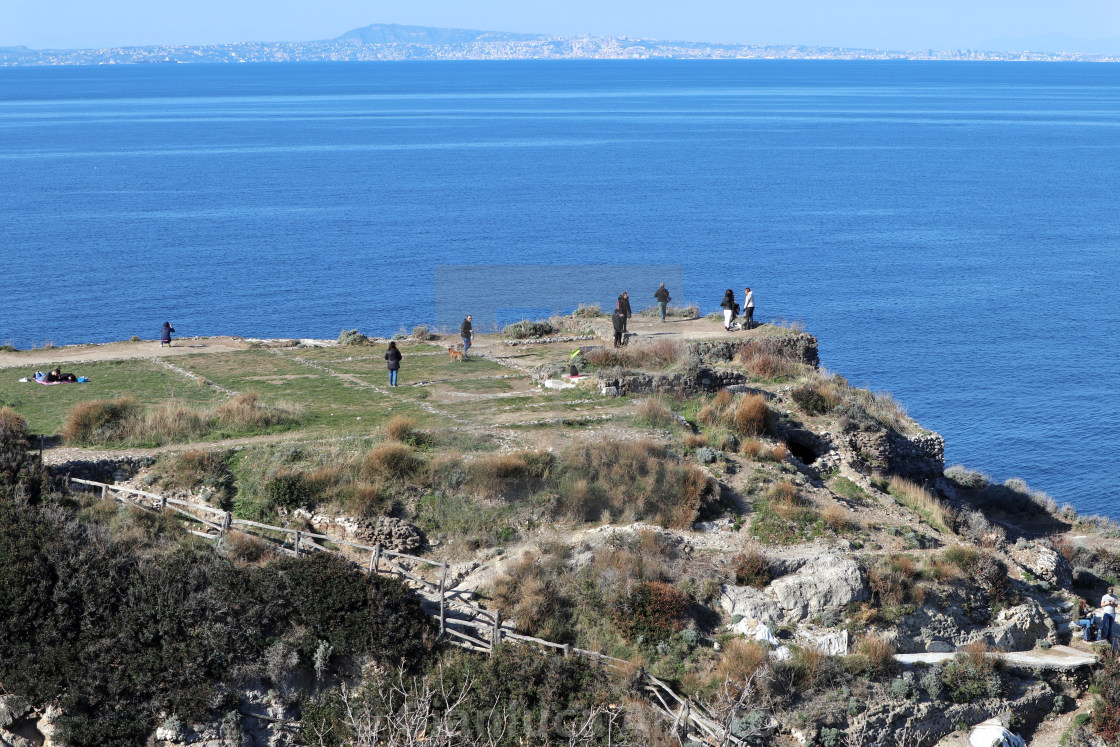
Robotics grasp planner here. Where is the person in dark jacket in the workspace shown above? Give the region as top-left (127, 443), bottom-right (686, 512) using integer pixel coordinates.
top-left (460, 315), bottom-right (473, 357)
top-left (160, 322), bottom-right (176, 347)
top-left (612, 309), bottom-right (626, 347)
top-left (719, 290), bottom-right (736, 331)
top-left (384, 341), bottom-right (402, 387)
top-left (654, 283), bottom-right (671, 322)
top-left (617, 293), bottom-right (632, 333)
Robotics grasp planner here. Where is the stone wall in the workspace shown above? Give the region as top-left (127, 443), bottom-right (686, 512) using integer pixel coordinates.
top-left (843, 429), bottom-right (945, 480)
top-left (597, 367), bottom-right (746, 396)
top-left (688, 332), bottom-right (819, 368)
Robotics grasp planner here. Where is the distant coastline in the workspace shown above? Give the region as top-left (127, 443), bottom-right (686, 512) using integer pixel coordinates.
top-left (2, 22), bottom-right (1118, 66)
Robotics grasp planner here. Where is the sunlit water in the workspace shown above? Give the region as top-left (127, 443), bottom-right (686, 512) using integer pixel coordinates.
top-left (1, 61), bottom-right (1117, 517)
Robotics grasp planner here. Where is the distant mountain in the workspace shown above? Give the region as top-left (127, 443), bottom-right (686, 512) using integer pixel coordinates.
top-left (2, 24), bottom-right (1118, 66)
top-left (334, 23), bottom-right (545, 45)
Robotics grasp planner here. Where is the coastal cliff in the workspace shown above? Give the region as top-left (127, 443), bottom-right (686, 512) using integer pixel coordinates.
top-left (0, 316), bottom-right (1117, 747)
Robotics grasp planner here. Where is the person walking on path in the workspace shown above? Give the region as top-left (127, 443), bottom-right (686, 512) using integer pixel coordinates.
top-left (1102, 587), bottom-right (1118, 642)
top-left (384, 341), bottom-right (403, 387)
top-left (720, 290), bottom-right (736, 331)
top-left (160, 322), bottom-right (176, 347)
top-left (654, 283), bottom-right (671, 322)
top-left (743, 287), bottom-right (755, 330)
top-left (617, 292), bottom-right (632, 333)
top-left (460, 315), bottom-right (473, 358)
top-left (612, 308), bottom-right (626, 347)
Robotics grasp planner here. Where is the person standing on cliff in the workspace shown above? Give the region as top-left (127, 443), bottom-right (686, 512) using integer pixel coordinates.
top-left (460, 315), bottom-right (473, 358)
top-left (743, 287), bottom-right (755, 330)
top-left (160, 321), bottom-right (176, 347)
top-left (617, 292), bottom-right (632, 334)
top-left (612, 308), bottom-right (626, 347)
top-left (384, 341), bottom-right (402, 387)
top-left (720, 289), bottom-right (736, 331)
top-left (654, 283), bottom-right (671, 322)
top-left (1102, 587), bottom-right (1118, 642)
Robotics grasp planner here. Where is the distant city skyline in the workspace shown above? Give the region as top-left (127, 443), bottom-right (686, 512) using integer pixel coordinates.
top-left (3, 0), bottom-right (1120, 55)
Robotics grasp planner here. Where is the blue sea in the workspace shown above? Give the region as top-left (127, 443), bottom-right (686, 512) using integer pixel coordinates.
top-left (1, 61), bottom-right (1117, 517)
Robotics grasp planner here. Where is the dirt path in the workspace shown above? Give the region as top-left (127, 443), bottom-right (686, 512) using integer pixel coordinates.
top-left (0, 337), bottom-right (261, 370)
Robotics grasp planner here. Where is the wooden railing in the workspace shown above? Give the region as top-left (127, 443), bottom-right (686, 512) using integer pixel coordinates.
top-left (67, 477), bottom-right (741, 745)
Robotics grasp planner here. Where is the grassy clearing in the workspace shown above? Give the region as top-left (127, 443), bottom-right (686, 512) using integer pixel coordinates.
top-left (0, 359), bottom-right (224, 435)
top-left (830, 475), bottom-right (870, 504)
top-left (748, 480), bottom-right (825, 544)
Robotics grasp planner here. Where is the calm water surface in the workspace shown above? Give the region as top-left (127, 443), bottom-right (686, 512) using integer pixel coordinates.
top-left (1, 61), bottom-right (1117, 516)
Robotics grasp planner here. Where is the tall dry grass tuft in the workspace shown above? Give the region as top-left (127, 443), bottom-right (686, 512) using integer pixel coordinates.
top-left (384, 415), bottom-right (419, 443)
top-left (62, 397), bottom-right (141, 443)
top-left (729, 394), bottom-right (771, 437)
top-left (466, 450), bottom-right (554, 498)
top-left (821, 504), bottom-right (853, 533)
top-left (362, 442), bottom-right (422, 479)
top-left (585, 339), bottom-right (687, 371)
top-left (889, 477), bottom-right (956, 534)
top-left (636, 397), bottom-right (676, 428)
top-left (62, 392), bottom-right (299, 446)
top-left (733, 545), bottom-right (773, 587)
top-left (853, 634), bottom-right (898, 679)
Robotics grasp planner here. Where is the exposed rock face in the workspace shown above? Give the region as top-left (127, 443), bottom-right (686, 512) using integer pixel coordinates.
top-left (770, 555), bottom-right (868, 622)
top-left (987, 599), bottom-right (1056, 651)
top-left (721, 555), bottom-right (868, 625)
top-left (295, 512), bottom-right (424, 553)
top-left (843, 429), bottom-right (945, 480)
top-left (153, 687), bottom-right (300, 746)
top-left (0, 696), bottom-right (38, 747)
top-left (1010, 542), bottom-right (1073, 590)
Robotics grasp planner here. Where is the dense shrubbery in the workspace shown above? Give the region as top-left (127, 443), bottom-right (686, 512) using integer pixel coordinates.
top-left (0, 498), bottom-right (434, 745)
top-left (62, 393), bottom-right (301, 447)
top-left (0, 407), bottom-right (44, 502)
top-left (337, 328), bottom-right (370, 345)
top-left (697, 390), bottom-right (772, 438)
top-left (941, 642), bottom-right (1003, 702)
top-left (502, 320), bottom-right (554, 339)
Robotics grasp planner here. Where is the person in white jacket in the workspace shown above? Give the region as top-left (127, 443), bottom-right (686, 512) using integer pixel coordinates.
top-left (1102, 587), bottom-right (1118, 642)
top-left (743, 287), bottom-right (755, 329)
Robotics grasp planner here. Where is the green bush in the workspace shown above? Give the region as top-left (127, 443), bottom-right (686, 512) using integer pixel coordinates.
top-left (791, 385), bottom-right (833, 415)
top-left (0, 407), bottom-right (44, 502)
top-left (337, 329), bottom-right (370, 345)
top-left (612, 581), bottom-right (689, 645)
top-left (264, 470), bottom-right (312, 509)
top-left (502, 319), bottom-right (554, 339)
top-left (0, 499), bottom-right (434, 745)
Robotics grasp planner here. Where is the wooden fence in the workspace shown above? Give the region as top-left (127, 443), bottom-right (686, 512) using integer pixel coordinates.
top-left (68, 477), bottom-right (741, 746)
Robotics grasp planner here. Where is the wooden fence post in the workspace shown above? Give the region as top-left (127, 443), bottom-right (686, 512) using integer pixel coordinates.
top-left (159, 494), bottom-right (167, 512)
top-left (372, 544), bottom-right (382, 575)
top-left (101, 484), bottom-right (107, 501)
top-left (563, 643), bottom-right (571, 658)
top-left (294, 531), bottom-right (301, 557)
top-left (438, 563), bottom-right (449, 636)
top-left (491, 610), bottom-right (502, 657)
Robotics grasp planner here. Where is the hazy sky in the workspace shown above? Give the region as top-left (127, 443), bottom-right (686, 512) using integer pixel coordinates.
top-left (3, 0), bottom-right (1120, 52)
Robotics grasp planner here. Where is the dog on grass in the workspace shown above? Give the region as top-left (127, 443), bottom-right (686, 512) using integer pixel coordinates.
top-left (448, 347), bottom-right (464, 362)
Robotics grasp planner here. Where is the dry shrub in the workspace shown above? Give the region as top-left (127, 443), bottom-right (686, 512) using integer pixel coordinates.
top-left (740, 438), bottom-right (764, 459)
top-left (223, 530), bottom-right (270, 565)
top-left (767, 480), bottom-right (804, 520)
top-left (683, 433), bottom-right (708, 449)
top-left (769, 443), bottom-right (788, 462)
top-left (735, 342), bottom-right (803, 380)
top-left (869, 565), bottom-right (910, 607)
top-left (557, 440), bottom-right (717, 528)
top-left (166, 449), bottom-right (229, 488)
top-left (943, 544), bottom-right (980, 571)
top-left (706, 428), bottom-right (738, 452)
top-left (585, 339), bottom-right (686, 371)
top-left (715, 639), bottom-right (770, 685)
top-left (636, 397), bottom-right (676, 429)
top-left (384, 415), bottom-right (418, 443)
top-left (821, 504), bottom-right (853, 533)
top-left (613, 581), bottom-right (689, 643)
top-left (62, 397), bottom-right (140, 443)
top-left (889, 477), bottom-right (955, 534)
top-left (466, 450), bottom-right (553, 498)
top-left (341, 483), bottom-right (388, 518)
top-left (214, 392), bottom-right (298, 429)
top-left (729, 394), bottom-right (770, 437)
top-left (733, 545), bottom-right (772, 587)
top-left (363, 442), bottom-right (422, 479)
top-left (492, 552), bottom-right (572, 642)
top-left (852, 634), bottom-right (897, 679)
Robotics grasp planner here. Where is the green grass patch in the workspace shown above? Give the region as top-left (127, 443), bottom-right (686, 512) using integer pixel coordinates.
top-left (831, 476), bottom-right (870, 504)
top-left (0, 359), bottom-right (223, 435)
